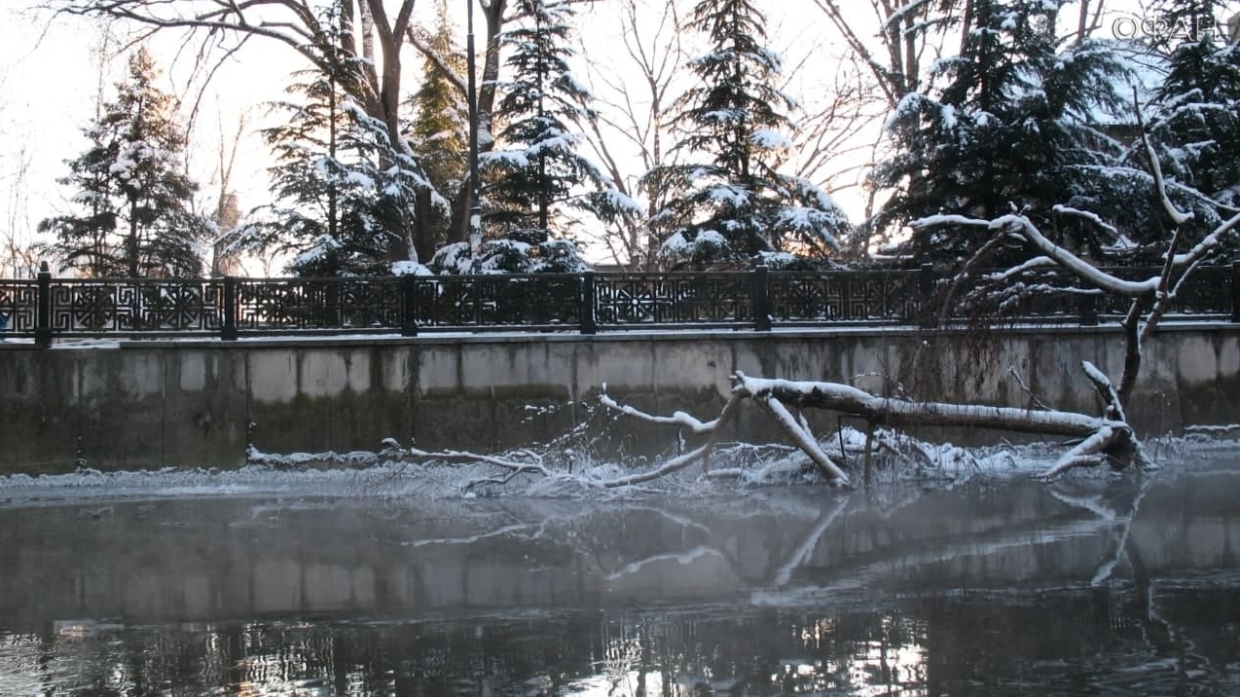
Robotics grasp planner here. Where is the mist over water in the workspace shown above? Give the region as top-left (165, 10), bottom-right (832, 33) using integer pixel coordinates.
top-left (1, 444), bottom-right (1239, 696)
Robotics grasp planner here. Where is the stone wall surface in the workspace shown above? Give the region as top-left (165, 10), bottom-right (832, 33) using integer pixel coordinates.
top-left (1, 325), bottom-right (1236, 473)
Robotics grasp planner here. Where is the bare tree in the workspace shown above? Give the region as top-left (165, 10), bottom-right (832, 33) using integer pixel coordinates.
top-left (0, 145), bottom-right (39, 278)
top-left (208, 107), bottom-right (248, 276)
top-left (1070, 0), bottom-right (1110, 44)
top-left (809, 0), bottom-right (971, 111)
top-left (573, 0), bottom-right (688, 269)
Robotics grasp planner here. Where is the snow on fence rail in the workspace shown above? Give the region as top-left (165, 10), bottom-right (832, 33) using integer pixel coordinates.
top-left (0, 261), bottom-right (1236, 346)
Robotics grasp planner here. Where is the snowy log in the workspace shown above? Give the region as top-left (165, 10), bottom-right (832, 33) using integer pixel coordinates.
top-left (731, 371), bottom-right (1122, 439)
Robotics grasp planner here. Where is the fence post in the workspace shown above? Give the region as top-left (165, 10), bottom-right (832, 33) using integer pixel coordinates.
top-left (1079, 292), bottom-right (1098, 327)
top-left (753, 265), bottom-right (772, 331)
top-left (221, 277), bottom-right (239, 341)
top-left (918, 263), bottom-right (936, 328)
top-left (35, 261), bottom-right (51, 348)
top-left (402, 275), bottom-right (419, 337)
top-left (1232, 261), bottom-right (1240, 324)
top-left (580, 271), bottom-right (597, 335)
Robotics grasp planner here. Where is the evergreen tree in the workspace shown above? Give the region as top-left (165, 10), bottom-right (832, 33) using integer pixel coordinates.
top-left (39, 47), bottom-right (208, 277)
top-left (482, 0), bottom-right (624, 244)
top-left (409, 0), bottom-right (468, 250)
top-left (871, 0), bottom-right (1133, 264)
top-left (227, 72), bottom-right (436, 277)
top-left (1148, 29), bottom-right (1240, 212)
top-left (645, 0), bottom-right (849, 267)
top-left (223, 5), bottom-right (439, 278)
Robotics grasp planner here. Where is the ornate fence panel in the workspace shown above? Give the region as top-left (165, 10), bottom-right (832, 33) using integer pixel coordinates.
top-left (593, 273), bottom-right (754, 328)
top-left (411, 274), bottom-right (582, 330)
top-left (0, 280), bottom-right (38, 335)
top-left (39, 279), bottom-right (225, 335)
top-left (234, 278), bottom-right (405, 333)
top-left (769, 270), bottom-right (920, 324)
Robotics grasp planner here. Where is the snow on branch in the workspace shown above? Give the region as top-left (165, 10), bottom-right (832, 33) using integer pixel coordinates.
top-left (1170, 211), bottom-right (1240, 267)
top-left (1051, 205), bottom-right (1120, 240)
top-left (1138, 113), bottom-right (1193, 228)
top-left (407, 446), bottom-right (551, 481)
top-left (596, 388), bottom-right (748, 487)
top-left (915, 213), bottom-right (1162, 297)
top-left (1082, 360), bottom-right (1127, 423)
top-left (732, 371), bottom-right (1120, 438)
top-left (598, 385), bottom-right (723, 434)
top-left (749, 389), bottom-right (851, 485)
top-left (1039, 427), bottom-right (1120, 479)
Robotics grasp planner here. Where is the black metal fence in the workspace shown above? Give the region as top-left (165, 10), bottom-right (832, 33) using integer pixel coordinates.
top-left (1, 262), bottom-right (1237, 346)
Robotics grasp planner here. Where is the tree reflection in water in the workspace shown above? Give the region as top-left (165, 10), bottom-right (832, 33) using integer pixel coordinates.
top-left (1, 455), bottom-right (1239, 695)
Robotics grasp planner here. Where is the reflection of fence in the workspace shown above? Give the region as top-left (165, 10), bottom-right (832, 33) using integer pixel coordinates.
top-left (1, 262), bottom-right (1236, 346)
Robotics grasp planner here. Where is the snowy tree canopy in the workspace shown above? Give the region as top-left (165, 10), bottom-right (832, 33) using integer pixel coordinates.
top-left (870, 0), bottom-right (1145, 265)
top-left (221, 63), bottom-right (444, 277)
top-left (1145, 32), bottom-right (1240, 237)
top-left (38, 47), bottom-right (209, 278)
top-left (483, 0), bottom-right (627, 244)
top-left (646, 0), bottom-right (851, 269)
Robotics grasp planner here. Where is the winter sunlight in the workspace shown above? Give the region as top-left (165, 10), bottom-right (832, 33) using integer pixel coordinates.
top-left (3, 1), bottom-right (1240, 694)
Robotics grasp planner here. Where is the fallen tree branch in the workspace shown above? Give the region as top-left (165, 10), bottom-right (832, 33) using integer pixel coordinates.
top-left (747, 387), bottom-right (851, 485)
top-left (597, 389), bottom-right (746, 487)
top-left (732, 370), bottom-right (1123, 439)
top-left (598, 384), bottom-right (722, 434)
top-left (407, 447), bottom-right (552, 491)
top-left (600, 363), bottom-right (1137, 485)
top-left (386, 361), bottom-right (1142, 491)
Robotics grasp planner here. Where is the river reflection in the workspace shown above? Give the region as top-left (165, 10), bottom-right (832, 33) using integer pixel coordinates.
top-left (2, 456), bottom-right (1240, 696)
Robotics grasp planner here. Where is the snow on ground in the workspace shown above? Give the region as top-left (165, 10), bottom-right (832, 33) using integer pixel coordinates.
top-left (0, 434), bottom-right (1236, 508)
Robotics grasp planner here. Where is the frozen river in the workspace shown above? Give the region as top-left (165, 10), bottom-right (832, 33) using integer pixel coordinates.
top-left (2, 443), bottom-right (1239, 696)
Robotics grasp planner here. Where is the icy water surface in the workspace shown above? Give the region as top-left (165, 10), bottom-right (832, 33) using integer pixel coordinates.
top-left (2, 449), bottom-right (1240, 696)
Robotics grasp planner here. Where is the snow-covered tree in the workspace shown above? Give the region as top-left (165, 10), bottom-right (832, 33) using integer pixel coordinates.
top-left (53, 0), bottom-right (454, 266)
top-left (646, 0), bottom-right (850, 267)
top-left (409, 0), bottom-right (469, 251)
top-left (208, 1), bottom-right (438, 277)
top-left (428, 237), bottom-right (590, 274)
top-left (1147, 29), bottom-right (1240, 216)
top-left (483, 0), bottom-right (633, 244)
top-left (39, 47), bottom-right (208, 278)
top-left (224, 66), bottom-right (438, 277)
top-left (870, 0), bottom-right (1134, 265)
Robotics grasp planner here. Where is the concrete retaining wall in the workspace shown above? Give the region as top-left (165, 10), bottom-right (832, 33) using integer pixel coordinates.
top-left (2, 325), bottom-right (1237, 473)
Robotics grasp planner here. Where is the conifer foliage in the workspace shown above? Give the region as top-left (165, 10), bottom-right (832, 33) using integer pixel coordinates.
top-left (872, 0), bottom-right (1133, 264)
top-left (647, 0), bottom-right (850, 267)
top-left (483, 0), bottom-right (627, 244)
top-left (1148, 24), bottom-right (1240, 215)
top-left (221, 5), bottom-right (440, 278)
top-left (409, 0), bottom-right (469, 251)
top-left (40, 47), bottom-right (208, 277)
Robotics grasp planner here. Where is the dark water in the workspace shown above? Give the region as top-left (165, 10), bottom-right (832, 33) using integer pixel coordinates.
top-left (2, 459), bottom-right (1240, 696)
